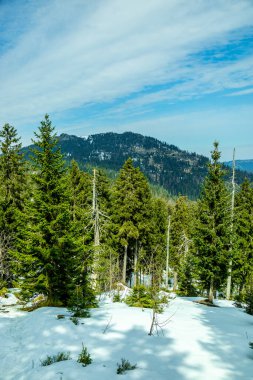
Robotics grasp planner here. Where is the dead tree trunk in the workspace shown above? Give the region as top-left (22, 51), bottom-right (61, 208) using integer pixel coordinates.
top-left (173, 271), bottom-right (178, 291)
top-left (165, 216), bottom-right (171, 288)
top-left (226, 148), bottom-right (236, 300)
top-left (122, 245), bottom-right (128, 284)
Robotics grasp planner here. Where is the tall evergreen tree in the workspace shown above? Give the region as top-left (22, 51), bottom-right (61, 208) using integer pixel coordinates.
top-left (112, 158), bottom-right (152, 284)
top-left (194, 142), bottom-right (230, 302)
top-left (0, 124), bottom-right (26, 286)
top-left (170, 196), bottom-right (194, 293)
top-left (17, 115), bottom-right (89, 304)
top-left (233, 179), bottom-right (253, 295)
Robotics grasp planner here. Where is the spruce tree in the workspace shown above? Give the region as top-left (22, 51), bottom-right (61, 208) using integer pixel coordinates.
top-left (17, 115), bottom-right (89, 305)
top-left (233, 179), bottom-right (253, 297)
top-left (0, 124), bottom-right (26, 286)
top-left (170, 196), bottom-right (196, 294)
top-left (194, 142), bottom-right (230, 302)
top-left (112, 158), bottom-right (152, 284)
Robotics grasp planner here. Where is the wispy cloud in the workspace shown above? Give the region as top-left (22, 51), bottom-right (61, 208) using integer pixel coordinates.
top-left (1, 0), bottom-right (253, 127)
top-left (227, 86), bottom-right (253, 96)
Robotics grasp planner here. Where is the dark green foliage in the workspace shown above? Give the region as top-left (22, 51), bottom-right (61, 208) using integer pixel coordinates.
top-left (22, 131), bottom-right (253, 199)
top-left (113, 292), bottom-right (121, 302)
top-left (245, 289), bottom-right (253, 315)
top-left (233, 180), bottom-right (253, 295)
top-left (40, 352), bottom-right (71, 366)
top-left (249, 342), bottom-right (253, 349)
top-left (125, 285), bottom-right (165, 312)
top-left (116, 358), bottom-right (137, 374)
top-left (0, 124), bottom-right (27, 285)
top-left (70, 316), bottom-right (79, 325)
top-left (125, 285), bottom-right (153, 308)
top-left (170, 196), bottom-right (195, 292)
top-left (67, 285), bottom-right (96, 317)
top-left (194, 142), bottom-right (230, 302)
top-left (77, 344), bottom-right (92, 367)
top-left (16, 115), bottom-right (94, 305)
top-left (112, 158), bottom-right (153, 283)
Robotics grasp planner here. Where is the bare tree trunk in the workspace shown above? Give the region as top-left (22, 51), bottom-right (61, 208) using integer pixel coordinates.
top-left (226, 148), bottom-right (236, 300)
top-left (173, 271), bottom-right (178, 291)
top-left (134, 241), bottom-right (138, 287)
top-left (109, 251), bottom-right (112, 291)
top-left (165, 216), bottom-right (171, 288)
top-left (208, 278), bottom-right (214, 303)
top-left (122, 245), bottom-right (127, 284)
top-left (148, 308), bottom-right (156, 336)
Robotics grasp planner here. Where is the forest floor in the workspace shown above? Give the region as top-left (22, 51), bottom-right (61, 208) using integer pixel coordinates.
top-left (0, 293), bottom-right (253, 380)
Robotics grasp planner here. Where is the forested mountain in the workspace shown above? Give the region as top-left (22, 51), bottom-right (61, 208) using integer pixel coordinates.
top-left (1, 117), bottom-right (253, 318)
top-left (224, 159), bottom-right (253, 173)
top-left (24, 131), bottom-right (252, 199)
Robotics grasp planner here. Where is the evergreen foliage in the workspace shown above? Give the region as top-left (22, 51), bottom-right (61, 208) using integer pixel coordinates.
top-left (116, 358), bottom-right (137, 374)
top-left (112, 158), bottom-right (152, 284)
top-left (0, 124), bottom-right (27, 286)
top-left (1, 117), bottom-right (252, 308)
top-left (194, 142), bottom-right (230, 302)
top-left (16, 115), bottom-right (94, 305)
top-left (40, 352), bottom-right (71, 366)
top-left (77, 344), bottom-right (92, 367)
top-left (233, 180), bottom-right (253, 296)
top-left (170, 196), bottom-right (195, 293)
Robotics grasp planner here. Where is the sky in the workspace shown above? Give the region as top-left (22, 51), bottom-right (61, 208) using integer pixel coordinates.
top-left (0, 0), bottom-right (253, 160)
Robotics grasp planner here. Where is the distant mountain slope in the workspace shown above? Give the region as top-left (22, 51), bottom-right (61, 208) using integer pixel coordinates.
top-left (224, 159), bottom-right (253, 174)
top-left (23, 131), bottom-right (252, 199)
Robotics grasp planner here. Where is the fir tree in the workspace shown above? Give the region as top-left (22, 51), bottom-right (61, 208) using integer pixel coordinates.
top-left (0, 124), bottom-right (27, 286)
top-left (233, 179), bottom-right (253, 297)
top-left (112, 158), bottom-right (152, 284)
top-left (17, 115), bottom-right (91, 305)
top-left (194, 142), bottom-right (230, 302)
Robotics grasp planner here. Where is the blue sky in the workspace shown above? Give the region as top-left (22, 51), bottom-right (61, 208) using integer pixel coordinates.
top-left (0, 0), bottom-right (253, 160)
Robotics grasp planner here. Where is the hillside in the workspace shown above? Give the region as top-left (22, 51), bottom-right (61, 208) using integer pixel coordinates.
top-left (23, 132), bottom-right (252, 199)
top-left (224, 159), bottom-right (253, 174)
top-left (1, 293), bottom-right (253, 380)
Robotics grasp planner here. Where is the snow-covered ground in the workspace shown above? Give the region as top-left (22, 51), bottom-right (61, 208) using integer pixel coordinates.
top-left (0, 295), bottom-right (253, 380)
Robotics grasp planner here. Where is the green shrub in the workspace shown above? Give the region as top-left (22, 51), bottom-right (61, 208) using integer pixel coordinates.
top-left (70, 316), bottom-right (79, 325)
top-left (125, 285), bottom-right (165, 312)
top-left (40, 352), bottom-right (71, 366)
top-left (0, 287), bottom-right (8, 297)
top-left (113, 292), bottom-right (121, 302)
top-left (77, 344), bottom-right (92, 367)
top-left (245, 290), bottom-right (253, 315)
top-left (125, 285), bottom-right (153, 308)
top-left (68, 286), bottom-right (96, 318)
top-left (116, 358), bottom-right (137, 374)
top-left (72, 308), bottom-right (91, 318)
top-left (249, 342), bottom-right (253, 350)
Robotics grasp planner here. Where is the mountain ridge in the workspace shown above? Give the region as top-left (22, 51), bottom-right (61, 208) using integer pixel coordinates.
top-left (224, 159), bottom-right (253, 174)
top-left (23, 131), bottom-right (252, 199)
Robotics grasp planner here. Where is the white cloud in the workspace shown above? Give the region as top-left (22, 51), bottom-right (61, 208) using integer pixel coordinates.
top-left (227, 86), bottom-right (253, 96)
top-left (0, 0), bottom-right (253, 127)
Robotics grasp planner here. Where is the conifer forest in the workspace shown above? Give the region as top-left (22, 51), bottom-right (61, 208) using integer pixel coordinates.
top-left (0, 115), bottom-right (252, 314)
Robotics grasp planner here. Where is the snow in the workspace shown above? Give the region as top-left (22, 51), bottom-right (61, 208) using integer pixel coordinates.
top-left (0, 295), bottom-right (253, 380)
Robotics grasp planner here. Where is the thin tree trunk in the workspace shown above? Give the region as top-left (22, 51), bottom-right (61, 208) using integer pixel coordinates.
top-left (209, 278), bottom-right (214, 303)
top-left (226, 148), bottom-right (236, 299)
top-left (165, 216), bottom-right (171, 288)
top-left (134, 240), bottom-right (138, 287)
top-left (109, 251), bottom-right (112, 291)
top-left (122, 245), bottom-right (127, 284)
top-left (173, 271), bottom-right (178, 291)
top-left (148, 308), bottom-right (156, 336)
